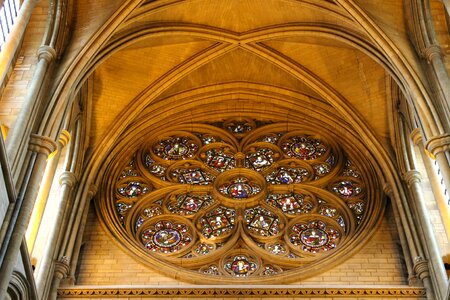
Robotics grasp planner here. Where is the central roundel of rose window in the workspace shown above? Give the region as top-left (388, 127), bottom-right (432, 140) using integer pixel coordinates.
top-left (101, 119), bottom-right (380, 284)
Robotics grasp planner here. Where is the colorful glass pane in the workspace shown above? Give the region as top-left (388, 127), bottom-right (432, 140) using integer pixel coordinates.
top-left (336, 216), bottom-right (346, 230)
top-left (313, 163), bottom-right (331, 177)
top-left (226, 122), bottom-right (252, 134)
top-left (266, 243), bottom-right (287, 255)
top-left (244, 207), bottom-right (280, 236)
top-left (170, 168), bottom-right (215, 185)
top-left (245, 148), bottom-right (275, 171)
top-left (219, 177), bottom-right (261, 199)
top-left (348, 201), bottom-right (365, 215)
top-left (332, 181), bottom-right (362, 198)
top-left (116, 202), bottom-right (131, 214)
top-left (142, 221), bottom-right (192, 254)
top-left (266, 193), bottom-right (313, 215)
top-left (144, 206), bottom-right (163, 218)
top-left (319, 206), bottom-right (337, 218)
top-left (118, 182), bottom-right (149, 198)
top-left (282, 136), bottom-right (327, 160)
top-left (194, 243), bottom-right (215, 255)
top-left (289, 220), bottom-right (339, 253)
top-left (201, 265), bottom-right (220, 275)
top-left (224, 255), bottom-right (258, 277)
top-left (135, 206), bottom-right (163, 230)
top-left (135, 216), bottom-right (144, 230)
top-left (144, 154), bottom-right (166, 179)
top-left (326, 155), bottom-right (335, 166)
top-left (266, 167), bottom-right (309, 184)
top-left (300, 228), bottom-right (328, 247)
top-left (261, 265), bottom-right (278, 276)
top-left (203, 148), bottom-right (235, 172)
top-left (342, 168), bottom-right (360, 178)
top-left (195, 133), bottom-right (221, 145)
top-left (200, 206), bottom-right (236, 238)
top-left (153, 137), bottom-right (198, 160)
top-left (119, 168), bottom-right (138, 179)
top-left (168, 194), bottom-right (214, 215)
top-left (256, 133), bottom-right (283, 144)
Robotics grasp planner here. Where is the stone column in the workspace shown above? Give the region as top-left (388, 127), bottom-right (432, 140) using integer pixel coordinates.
top-left (413, 256), bottom-right (437, 300)
top-left (422, 45), bottom-right (450, 124)
top-left (0, 134), bottom-right (56, 297)
top-left (412, 129), bottom-right (450, 241)
top-left (35, 170), bottom-right (77, 299)
top-left (0, 0), bottom-right (40, 88)
top-left (383, 185), bottom-right (415, 284)
top-left (26, 130), bottom-right (70, 253)
top-left (66, 185), bottom-right (96, 284)
top-left (403, 170), bottom-right (448, 298)
top-left (48, 256), bottom-right (70, 300)
top-left (426, 134), bottom-right (450, 198)
top-left (47, 184), bottom-right (96, 300)
top-left (6, 45), bottom-right (56, 180)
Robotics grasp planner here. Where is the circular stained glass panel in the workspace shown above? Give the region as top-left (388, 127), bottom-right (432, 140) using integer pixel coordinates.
top-left (219, 177), bottom-right (261, 199)
top-left (300, 228), bottom-right (328, 248)
top-left (154, 137), bottom-right (199, 160)
top-left (153, 229), bottom-right (181, 247)
top-left (282, 136), bottom-right (327, 160)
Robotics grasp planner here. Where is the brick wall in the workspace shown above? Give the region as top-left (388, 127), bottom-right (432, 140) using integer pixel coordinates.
top-left (0, 1), bottom-right (49, 129)
top-left (74, 205), bottom-right (408, 286)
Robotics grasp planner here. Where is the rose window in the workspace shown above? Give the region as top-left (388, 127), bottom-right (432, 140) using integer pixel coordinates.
top-left (99, 119), bottom-right (382, 283)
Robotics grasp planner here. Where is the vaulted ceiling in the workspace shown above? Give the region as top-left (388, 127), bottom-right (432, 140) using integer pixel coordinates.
top-left (61, 0), bottom-right (438, 157)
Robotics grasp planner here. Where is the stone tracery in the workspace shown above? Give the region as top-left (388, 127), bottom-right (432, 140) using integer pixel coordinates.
top-left (98, 119), bottom-right (381, 283)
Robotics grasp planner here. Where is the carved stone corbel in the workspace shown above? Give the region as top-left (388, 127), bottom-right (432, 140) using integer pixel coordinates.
top-left (403, 170), bottom-right (422, 186)
top-left (28, 134), bottom-right (57, 156)
top-left (53, 256), bottom-right (70, 280)
top-left (413, 256), bottom-right (431, 280)
top-left (421, 44), bottom-right (442, 64)
top-left (59, 171), bottom-right (78, 188)
top-left (425, 134), bottom-right (450, 158)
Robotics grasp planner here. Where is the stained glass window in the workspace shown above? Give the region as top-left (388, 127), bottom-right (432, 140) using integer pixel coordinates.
top-left (99, 119), bottom-right (379, 284)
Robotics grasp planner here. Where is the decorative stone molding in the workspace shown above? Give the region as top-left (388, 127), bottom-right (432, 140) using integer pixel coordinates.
top-left (28, 134), bottom-right (57, 156)
top-left (421, 44), bottom-right (442, 64)
top-left (58, 130), bottom-right (71, 148)
top-left (7, 272), bottom-right (30, 300)
top-left (37, 45), bottom-right (57, 63)
top-left (410, 128), bottom-right (422, 146)
top-left (413, 256), bottom-right (430, 280)
top-left (54, 256), bottom-right (70, 280)
top-left (59, 171), bottom-right (77, 188)
top-left (383, 184), bottom-right (394, 197)
top-left (403, 170), bottom-right (422, 186)
top-left (97, 120), bottom-right (383, 284)
top-left (425, 134), bottom-right (450, 157)
top-left (57, 286), bottom-right (426, 298)
top-left (87, 184), bottom-right (97, 199)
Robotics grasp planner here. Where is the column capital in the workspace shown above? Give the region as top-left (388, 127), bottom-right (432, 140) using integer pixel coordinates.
top-left (28, 134), bottom-right (57, 156)
top-left (422, 44), bottom-right (442, 63)
top-left (410, 128), bottom-right (423, 146)
top-left (425, 133), bottom-right (450, 158)
top-left (53, 256), bottom-right (70, 280)
top-left (403, 170), bottom-right (422, 186)
top-left (59, 171), bottom-right (77, 187)
top-left (58, 130), bottom-right (71, 148)
top-left (37, 45), bottom-right (56, 63)
top-left (413, 256), bottom-right (430, 280)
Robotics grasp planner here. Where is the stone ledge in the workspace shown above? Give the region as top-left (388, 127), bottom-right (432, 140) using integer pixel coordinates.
top-left (58, 285), bottom-right (425, 298)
